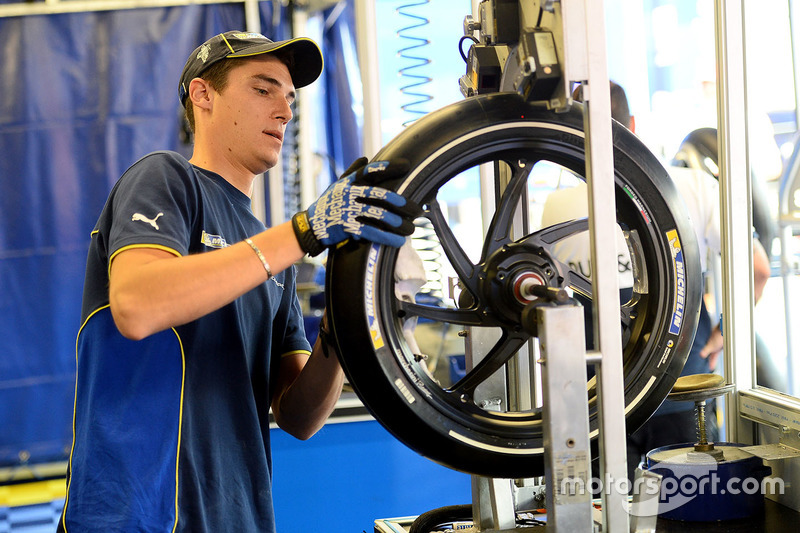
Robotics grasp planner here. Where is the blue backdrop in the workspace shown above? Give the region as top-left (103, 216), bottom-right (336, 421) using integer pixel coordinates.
top-left (0, 1), bottom-right (360, 467)
top-left (0, 3), bottom-right (255, 467)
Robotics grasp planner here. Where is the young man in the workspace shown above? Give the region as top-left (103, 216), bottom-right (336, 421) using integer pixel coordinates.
top-left (59, 31), bottom-right (417, 532)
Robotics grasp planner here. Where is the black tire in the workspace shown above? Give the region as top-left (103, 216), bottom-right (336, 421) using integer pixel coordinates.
top-left (327, 92), bottom-right (701, 478)
top-left (409, 505), bottom-right (472, 533)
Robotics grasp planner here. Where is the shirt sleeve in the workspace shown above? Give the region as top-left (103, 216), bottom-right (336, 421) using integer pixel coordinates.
top-left (668, 165), bottom-right (721, 273)
top-left (107, 152), bottom-right (197, 259)
top-left (275, 265), bottom-right (313, 357)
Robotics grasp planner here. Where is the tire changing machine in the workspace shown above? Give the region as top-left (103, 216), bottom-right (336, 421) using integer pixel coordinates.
top-left (370, 0), bottom-right (800, 531)
top-left (459, 3), bottom-right (638, 530)
top-left (385, 1), bottom-right (644, 531)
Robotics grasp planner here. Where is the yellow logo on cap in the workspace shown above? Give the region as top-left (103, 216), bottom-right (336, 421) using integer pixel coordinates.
top-left (197, 43), bottom-right (211, 63)
top-left (232, 32), bottom-right (265, 40)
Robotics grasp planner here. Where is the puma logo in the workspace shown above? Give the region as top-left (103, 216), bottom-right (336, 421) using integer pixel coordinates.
top-left (132, 212), bottom-right (164, 230)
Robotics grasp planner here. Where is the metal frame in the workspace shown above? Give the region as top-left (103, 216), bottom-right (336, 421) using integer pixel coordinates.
top-left (461, 1), bottom-right (629, 531)
top-left (715, 0), bottom-right (758, 443)
top-left (436, 0), bottom-right (800, 528)
top-left (782, 0), bottom-right (800, 396)
top-left (565, 2), bottom-right (630, 528)
top-left (717, 0), bottom-right (800, 516)
top-left (354, 0), bottom-right (383, 158)
top-left (362, 0), bottom-right (800, 520)
top-left (738, 388), bottom-right (800, 512)
top-left (539, 304), bottom-right (594, 532)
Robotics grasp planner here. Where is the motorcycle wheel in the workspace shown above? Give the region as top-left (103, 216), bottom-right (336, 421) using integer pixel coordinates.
top-left (327, 92), bottom-right (701, 478)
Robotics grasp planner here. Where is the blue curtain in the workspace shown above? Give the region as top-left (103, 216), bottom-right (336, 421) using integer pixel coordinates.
top-left (0, 0), bottom-right (361, 468)
top-left (321, 1), bottom-right (362, 176)
top-left (0, 3), bottom-right (283, 467)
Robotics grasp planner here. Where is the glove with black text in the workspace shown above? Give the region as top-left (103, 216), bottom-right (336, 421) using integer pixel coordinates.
top-left (292, 157), bottom-right (420, 257)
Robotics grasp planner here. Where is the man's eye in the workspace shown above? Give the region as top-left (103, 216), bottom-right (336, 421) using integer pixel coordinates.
top-left (256, 88), bottom-right (268, 95)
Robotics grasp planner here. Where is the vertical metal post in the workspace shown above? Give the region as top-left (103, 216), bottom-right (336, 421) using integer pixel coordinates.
top-left (472, 0), bottom-right (497, 236)
top-left (783, 0), bottom-right (800, 395)
top-left (354, 0), bottom-right (383, 157)
top-left (563, 0), bottom-right (630, 529)
top-left (471, 476), bottom-right (517, 530)
top-left (791, 0), bottom-right (800, 131)
top-left (293, 7), bottom-right (316, 211)
top-left (539, 304), bottom-right (594, 532)
top-left (714, 0), bottom-right (757, 443)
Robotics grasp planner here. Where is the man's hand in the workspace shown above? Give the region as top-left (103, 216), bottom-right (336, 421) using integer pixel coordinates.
top-left (292, 157), bottom-right (420, 256)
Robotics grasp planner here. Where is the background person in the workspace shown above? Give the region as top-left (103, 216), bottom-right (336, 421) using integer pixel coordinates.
top-left (672, 127), bottom-right (786, 392)
top-left (540, 81), bottom-right (770, 484)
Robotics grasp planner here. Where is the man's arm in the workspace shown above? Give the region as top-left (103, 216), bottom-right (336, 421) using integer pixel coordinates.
top-left (270, 312), bottom-right (344, 440)
top-left (700, 238), bottom-right (771, 370)
top-left (110, 157), bottom-right (417, 340)
top-left (109, 221), bottom-right (304, 340)
top-left (112, 214), bottom-right (344, 438)
top-left (752, 238), bottom-right (770, 303)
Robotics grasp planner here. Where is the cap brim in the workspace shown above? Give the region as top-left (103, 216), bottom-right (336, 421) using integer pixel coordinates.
top-left (229, 37), bottom-right (323, 89)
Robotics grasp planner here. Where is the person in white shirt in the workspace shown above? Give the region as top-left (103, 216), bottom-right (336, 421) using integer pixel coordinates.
top-left (540, 81), bottom-right (770, 483)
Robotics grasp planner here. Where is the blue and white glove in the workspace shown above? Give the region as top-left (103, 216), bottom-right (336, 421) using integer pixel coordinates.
top-left (292, 157), bottom-right (420, 256)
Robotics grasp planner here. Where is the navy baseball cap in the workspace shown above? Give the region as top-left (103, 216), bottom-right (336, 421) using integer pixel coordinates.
top-left (179, 31), bottom-right (323, 107)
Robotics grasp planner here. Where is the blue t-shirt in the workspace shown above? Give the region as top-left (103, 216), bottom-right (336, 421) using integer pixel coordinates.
top-left (60, 151), bottom-right (311, 533)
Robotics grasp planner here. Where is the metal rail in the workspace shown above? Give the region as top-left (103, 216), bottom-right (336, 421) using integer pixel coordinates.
top-left (715, 0), bottom-right (757, 444)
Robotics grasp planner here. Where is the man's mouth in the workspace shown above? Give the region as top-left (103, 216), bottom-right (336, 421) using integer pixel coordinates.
top-left (264, 130), bottom-right (283, 143)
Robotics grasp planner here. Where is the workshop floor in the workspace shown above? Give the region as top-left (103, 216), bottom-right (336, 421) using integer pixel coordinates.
top-left (0, 479), bottom-right (64, 531)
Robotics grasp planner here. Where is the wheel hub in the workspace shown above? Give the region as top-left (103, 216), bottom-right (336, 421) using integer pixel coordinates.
top-left (481, 242), bottom-right (562, 325)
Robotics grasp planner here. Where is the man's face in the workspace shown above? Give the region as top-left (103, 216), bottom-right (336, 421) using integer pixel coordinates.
top-left (209, 55), bottom-right (296, 174)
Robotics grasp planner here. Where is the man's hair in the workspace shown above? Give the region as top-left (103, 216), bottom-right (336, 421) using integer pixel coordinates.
top-left (571, 80), bottom-right (631, 127)
top-left (184, 58), bottom-right (239, 132)
top-left (184, 50), bottom-right (294, 133)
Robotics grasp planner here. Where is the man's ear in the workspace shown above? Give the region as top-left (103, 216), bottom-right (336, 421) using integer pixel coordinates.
top-left (188, 78), bottom-right (213, 111)
top-left (629, 115), bottom-right (636, 134)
